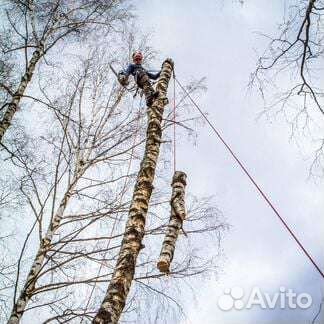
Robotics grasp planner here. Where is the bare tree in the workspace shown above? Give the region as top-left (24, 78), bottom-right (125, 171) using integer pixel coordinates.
top-left (2, 46), bottom-right (138, 322)
top-left (0, 41), bottom-right (227, 323)
top-left (0, 0), bottom-right (131, 143)
top-left (251, 0), bottom-right (324, 177)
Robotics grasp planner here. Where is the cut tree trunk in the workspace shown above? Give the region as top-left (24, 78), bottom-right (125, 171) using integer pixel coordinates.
top-left (157, 171), bottom-right (187, 273)
top-left (0, 44), bottom-right (44, 143)
top-left (92, 58), bottom-right (174, 324)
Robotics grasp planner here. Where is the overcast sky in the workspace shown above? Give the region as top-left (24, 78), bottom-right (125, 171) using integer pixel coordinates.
top-left (137, 1), bottom-right (324, 323)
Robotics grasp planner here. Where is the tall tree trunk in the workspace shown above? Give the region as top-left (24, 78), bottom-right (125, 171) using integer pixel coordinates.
top-left (0, 44), bottom-right (44, 143)
top-left (8, 165), bottom-right (83, 324)
top-left (157, 171), bottom-right (187, 273)
top-left (92, 58), bottom-right (174, 324)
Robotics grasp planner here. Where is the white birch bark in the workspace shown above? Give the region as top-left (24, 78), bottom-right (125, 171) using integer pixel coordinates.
top-left (92, 58), bottom-right (174, 324)
top-left (0, 44), bottom-right (44, 143)
top-left (7, 162), bottom-right (85, 324)
top-left (157, 171), bottom-right (187, 273)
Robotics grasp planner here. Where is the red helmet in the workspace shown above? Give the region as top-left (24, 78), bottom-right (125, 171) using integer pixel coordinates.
top-left (132, 51), bottom-right (143, 64)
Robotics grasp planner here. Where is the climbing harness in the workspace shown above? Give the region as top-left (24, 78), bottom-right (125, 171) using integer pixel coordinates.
top-left (110, 63), bottom-right (159, 102)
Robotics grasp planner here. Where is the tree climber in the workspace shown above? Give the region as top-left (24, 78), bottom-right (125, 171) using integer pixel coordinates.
top-left (118, 51), bottom-right (161, 107)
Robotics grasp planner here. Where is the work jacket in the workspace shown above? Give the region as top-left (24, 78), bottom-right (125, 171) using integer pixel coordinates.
top-left (119, 64), bottom-right (161, 81)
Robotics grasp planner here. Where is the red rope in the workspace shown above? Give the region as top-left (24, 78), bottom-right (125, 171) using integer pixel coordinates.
top-left (175, 76), bottom-right (324, 280)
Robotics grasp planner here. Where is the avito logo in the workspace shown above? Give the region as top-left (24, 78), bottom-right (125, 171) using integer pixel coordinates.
top-left (217, 286), bottom-right (312, 311)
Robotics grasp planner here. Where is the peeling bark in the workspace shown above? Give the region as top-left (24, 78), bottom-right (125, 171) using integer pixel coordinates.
top-left (157, 171), bottom-right (187, 274)
top-left (0, 44), bottom-right (44, 143)
top-left (92, 58), bottom-right (174, 324)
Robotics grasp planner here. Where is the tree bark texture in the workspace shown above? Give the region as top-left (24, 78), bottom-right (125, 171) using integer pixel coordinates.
top-left (0, 44), bottom-right (44, 143)
top-left (92, 58), bottom-right (174, 324)
top-left (157, 171), bottom-right (187, 273)
top-left (7, 163), bottom-right (84, 324)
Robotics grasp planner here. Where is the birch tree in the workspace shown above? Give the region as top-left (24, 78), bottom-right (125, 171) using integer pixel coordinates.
top-left (92, 59), bottom-right (174, 324)
top-left (0, 0), bottom-right (131, 143)
top-left (2, 46), bottom-right (138, 322)
top-left (0, 8), bottom-right (228, 320)
top-left (0, 45), bottom-right (227, 323)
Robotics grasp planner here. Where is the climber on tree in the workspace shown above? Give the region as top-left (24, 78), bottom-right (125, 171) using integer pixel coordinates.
top-left (118, 51), bottom-right (161, 107)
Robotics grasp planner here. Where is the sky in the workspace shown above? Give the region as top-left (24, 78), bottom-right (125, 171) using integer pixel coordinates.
top-left (136, 1), bottom-right (324, 323)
